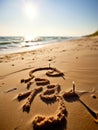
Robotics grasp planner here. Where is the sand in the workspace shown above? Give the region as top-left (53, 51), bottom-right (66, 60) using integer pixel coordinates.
top-left (0, 36), bottom-right (98, 130)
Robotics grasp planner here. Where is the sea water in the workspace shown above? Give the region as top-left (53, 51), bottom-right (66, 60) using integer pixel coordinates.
top-left (0, 36), bottom-right (72, 55)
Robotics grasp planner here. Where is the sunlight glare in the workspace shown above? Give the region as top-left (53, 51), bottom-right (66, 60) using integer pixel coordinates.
top-left (24, 1), bottom-right (38, 19)
top-left (25, 34), bottom-right (38, 41)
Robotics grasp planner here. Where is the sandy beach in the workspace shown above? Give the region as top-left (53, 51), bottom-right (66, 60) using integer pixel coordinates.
top-left (0, 36), bottom-right (98, 130)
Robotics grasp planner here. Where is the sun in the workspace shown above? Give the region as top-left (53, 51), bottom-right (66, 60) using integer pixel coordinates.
top-left (24, 1), bottom-right (38, 19)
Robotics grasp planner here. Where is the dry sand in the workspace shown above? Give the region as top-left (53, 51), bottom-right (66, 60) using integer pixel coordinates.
top-left (0, 36), bottom-right (98, 130)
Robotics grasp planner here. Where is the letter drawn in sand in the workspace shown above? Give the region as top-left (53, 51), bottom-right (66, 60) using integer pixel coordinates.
top-left (20, 66), bottom-right (64, 89)
top-left (32, 96), bottom-right (68, 130)
top-left (17, 66), bottom-right (68, 129)
top-left (17, 87), bottom-right (43, 112)
top-left (40, 84), bottom-right (61, 103)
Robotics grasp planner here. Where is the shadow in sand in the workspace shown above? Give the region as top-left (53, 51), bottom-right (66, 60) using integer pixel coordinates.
top-left (63, 90), bottom-right (98, 121)
top-left (79, 99), bottom-right (98, 120)
top-left (63, 90), bottom-right (79, 102)
top-left (40, 95), bottom-right (57, 105)
top-left (33, 119), bottom-right (67, 130)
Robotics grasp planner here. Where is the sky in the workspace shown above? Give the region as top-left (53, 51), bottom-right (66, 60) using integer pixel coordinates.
top-left (0, 0), bottom-right (98, 36)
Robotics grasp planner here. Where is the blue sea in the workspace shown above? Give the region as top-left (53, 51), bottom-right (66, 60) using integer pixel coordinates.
top-left (0, 36), bottom-right (73, 55)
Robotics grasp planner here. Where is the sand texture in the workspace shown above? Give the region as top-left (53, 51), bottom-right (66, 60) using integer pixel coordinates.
top-left (0, 36), bottom-right (98, 130)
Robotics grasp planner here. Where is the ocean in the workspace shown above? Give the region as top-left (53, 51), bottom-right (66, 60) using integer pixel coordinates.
top-left (0, 36), bottom-right (72, 55)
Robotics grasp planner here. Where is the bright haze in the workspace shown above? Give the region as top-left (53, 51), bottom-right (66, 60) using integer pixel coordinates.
top-left (0, 0), bottom-right (98, 36)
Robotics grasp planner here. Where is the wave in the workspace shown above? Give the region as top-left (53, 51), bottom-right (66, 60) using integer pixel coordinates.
top-left (0, 36), bottom-right (73, 54)
top-left (0, 36), bottom-right (24, 45)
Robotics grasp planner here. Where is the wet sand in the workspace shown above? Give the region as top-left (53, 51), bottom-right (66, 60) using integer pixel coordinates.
top-left (0, 36), bottom-right (98, 130)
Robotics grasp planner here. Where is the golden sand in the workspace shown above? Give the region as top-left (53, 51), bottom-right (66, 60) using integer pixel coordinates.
top-left (0, 36), bottom-right (98, 130)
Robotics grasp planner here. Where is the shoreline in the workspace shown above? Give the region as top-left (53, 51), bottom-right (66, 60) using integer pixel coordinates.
top-left (0, 36), bottom-right (77, 56)
top-left (0, 36), bottom-right (98, 130)
top-left (0, 37), bottom-right (75, 55)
